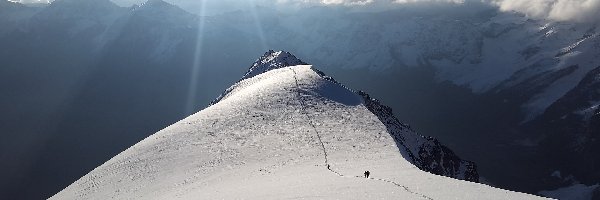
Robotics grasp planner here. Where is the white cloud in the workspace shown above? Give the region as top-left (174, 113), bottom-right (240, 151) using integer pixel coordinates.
top-left (393, 0), bottom-right (464, 3)
top-left (492, 0), bottom-right (600, 22)
top-left (271, 0), bottom-right (464, 6)
top-left (322, 0), bottom-right (374, 5)
top-left (279, 0), bottom-right (600, 21)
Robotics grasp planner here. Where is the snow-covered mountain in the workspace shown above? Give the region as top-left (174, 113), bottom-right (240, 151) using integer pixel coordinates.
top-left (51, 51), bottom-right (540, 199)
top-left (1, 0), bottom-right (599, 199)
top-left (215, 50), bottom-right (480, 182)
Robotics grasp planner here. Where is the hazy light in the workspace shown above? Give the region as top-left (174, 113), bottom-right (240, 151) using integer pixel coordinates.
top-left (185, 0), bottom-right (207, 115)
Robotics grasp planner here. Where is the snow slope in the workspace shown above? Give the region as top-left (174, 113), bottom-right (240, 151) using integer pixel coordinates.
top-left (51, 52), bottom-right (544, 199)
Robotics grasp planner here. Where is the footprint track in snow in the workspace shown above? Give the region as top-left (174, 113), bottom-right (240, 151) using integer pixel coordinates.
top-left (290, 68), bottom-right (433, 200)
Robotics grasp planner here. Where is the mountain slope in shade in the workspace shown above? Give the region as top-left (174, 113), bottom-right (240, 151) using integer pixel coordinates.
top-left (522, 66), bottom-right (600, 192)
top-left (51, 51), bottom-right (541, 199)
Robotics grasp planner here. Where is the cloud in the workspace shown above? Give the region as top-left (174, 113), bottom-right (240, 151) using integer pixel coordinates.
top-left (271, 0), bottom-right (464, 6)
top-left (492, 0), bottom-right (600, 22)
top-left (393, 0), bottom-right (465, 3)
top-left (317, 0), bottom-right (375, 5)
top-left (272, 0), bottom-right (600, 22)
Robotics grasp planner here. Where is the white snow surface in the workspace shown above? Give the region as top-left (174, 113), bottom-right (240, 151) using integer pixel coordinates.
top-left (51, 65), bottom-right (545, 200)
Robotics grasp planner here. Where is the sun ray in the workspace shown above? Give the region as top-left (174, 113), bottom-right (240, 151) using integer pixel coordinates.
top-left (185, 0), bottom-right (208, 115)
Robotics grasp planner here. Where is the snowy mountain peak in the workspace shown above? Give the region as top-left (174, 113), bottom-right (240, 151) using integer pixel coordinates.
top-left (211, 50), bottom-right (308, 105)
top-left (214, 51), bottom-right (478, 181)
top-left (51, 54), bottom-right (543, 199)
top-left (243, 50), bottom-right (308, 80)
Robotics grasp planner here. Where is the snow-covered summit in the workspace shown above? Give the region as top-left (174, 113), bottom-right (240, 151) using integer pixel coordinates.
top-left (243, 50), bottom-right (308, 80)
top-left (51, 51), bottom-right (544, 199)
top-left (211, 50), bottom-right (308, 105)
top-left (218, 50), bottom-right (476, 181)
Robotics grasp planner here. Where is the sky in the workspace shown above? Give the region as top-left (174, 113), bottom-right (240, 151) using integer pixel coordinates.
top-left (8, 0), bottom-right (600, 22)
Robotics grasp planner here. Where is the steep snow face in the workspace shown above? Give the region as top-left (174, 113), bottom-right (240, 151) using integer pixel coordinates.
top-left (51, 54), bottom-right (543, 199)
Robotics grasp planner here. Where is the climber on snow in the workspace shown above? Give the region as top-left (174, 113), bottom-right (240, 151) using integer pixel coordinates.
top-left (364, 171), bottom-right (370, 178)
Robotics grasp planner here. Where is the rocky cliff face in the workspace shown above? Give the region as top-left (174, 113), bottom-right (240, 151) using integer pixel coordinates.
top-left (357, 91), bottom-right (479, 182)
